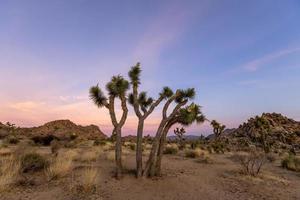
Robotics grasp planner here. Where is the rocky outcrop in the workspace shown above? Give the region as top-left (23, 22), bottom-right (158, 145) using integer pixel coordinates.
top-left (229, 113), bottom-right (300, 150)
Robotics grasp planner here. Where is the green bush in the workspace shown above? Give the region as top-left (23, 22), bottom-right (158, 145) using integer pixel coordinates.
top-left (164, 145), bottom-right (178, 155)
top-left (21, 153), bottom-right (48, 173)
top-left (281, 154), bottom-right (300, 172)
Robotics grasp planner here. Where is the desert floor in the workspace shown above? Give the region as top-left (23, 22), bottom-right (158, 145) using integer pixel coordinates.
top-left (1, 145), bottom-right (300, 200)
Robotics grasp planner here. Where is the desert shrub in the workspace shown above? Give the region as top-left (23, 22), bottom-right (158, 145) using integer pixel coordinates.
top-left (64, 141), bottom-right (77, 148)
top-left (190, 141), bottom-right (199, 150)
top-left (185, 149), bottom-right (201, 158)
top-left (197, 155), bottom-right (214, 164)
top-left (127, 143), bottom-right (136, 151)
top-left (50, 140), bottom-right (61, 156)
top-left (281, 154), bottom-right (300, 172)
top-left (164, 144), bottom-right (178, 155)
top-left (93, 139), bottom-right (106, 146)
top-left (210, 142), bottom-right (226, 154)
top-left (266, 152), bottom-right (277, 163)
top-left (0, 156), bottom-right (21, 192)
top-left (5, 136), bottom-right (19, 144)
top-left (102, 142), bottom-right (114, 151)
top-left (31, 135), bottom-right (57, 146)
top-left (70, 133), bottom-right (78, 140)
top-left (234, 150), bottom-right (266, 176)
top-left (21, 152), bottom-right (48, 173)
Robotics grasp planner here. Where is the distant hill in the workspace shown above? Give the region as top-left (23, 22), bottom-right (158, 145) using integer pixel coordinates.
top-left (167, 135), bottom-right (204, 141)
top-left (206, 128), bottom-right (236, 140)
top-left (1, 120), bottom-right (107, 140)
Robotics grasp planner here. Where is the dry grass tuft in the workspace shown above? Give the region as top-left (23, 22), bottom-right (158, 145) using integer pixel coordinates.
top-left (0, 156), bottom-right (21, 192)
top-left (185, 148), bottom-right (207, 158)
top-left (102, 142), bottom-right (114, 151)
top-left (105, 151), bottom-right (126, 162)
top-left (73, 167), bottom-right (99, 194)
top-left (0, 148), bottom-right (12, 157)
top-left (105, 151), bottom-right (115, 161)
top-left (80, 151), bottom-right (98, 162)
top-left (45, 150), bottom-right (77, 180)
top-left (164, 144), bottom-right (179, 155)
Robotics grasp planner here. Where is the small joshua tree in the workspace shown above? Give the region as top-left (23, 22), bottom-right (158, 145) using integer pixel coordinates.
top-left (174, 127), bottom-right (186, 150)
top-left (210, 120), bottom-right (226, 139)
top-left (89, 75), bottom-right (129, 179)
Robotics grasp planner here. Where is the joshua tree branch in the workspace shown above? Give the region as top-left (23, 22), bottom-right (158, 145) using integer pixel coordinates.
top-left (144, 96), bottom-right (164, 119)
top-left (132, 85), bottom-right (142, 118)
top-left (108, 96), bottom-right (118, 127)
top-left (119, 95), bottom-right (128, 127)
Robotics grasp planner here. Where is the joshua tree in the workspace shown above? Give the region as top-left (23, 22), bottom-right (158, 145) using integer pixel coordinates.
top-left (143, 88), bottom-right (198, 177)
top-left (174, 127), bottom-right (186, 150)
top-left (128, 63), bottom-right (173, 177)
top-left (89, 75), bottom-right (129, 179)
top-left (210, 120), bottom-right (226, 139)
top-left (155, 103), bottom-right (205, 175)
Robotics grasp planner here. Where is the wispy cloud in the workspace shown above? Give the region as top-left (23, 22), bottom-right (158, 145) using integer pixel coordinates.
top-left (132, 3), bottom-right (195, 65)
top-left (243, 47), bottom-right (300, 72)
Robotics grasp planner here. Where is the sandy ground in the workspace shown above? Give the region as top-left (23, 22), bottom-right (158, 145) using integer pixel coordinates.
top-left (1, 147), bottom-right (300, 200)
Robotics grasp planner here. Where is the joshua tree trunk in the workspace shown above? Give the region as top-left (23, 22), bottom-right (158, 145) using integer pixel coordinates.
top-left (113, 95), bottom-right (128, 179)
top-left (143, 121), bottom-right (167, 177)
top-left (144, 97), bottom-right (187, 177)
top-left (115, 126), bottom-right (123, 179)
top-left (155, 121), bottom-right (174, 176)
top-left (136, 119), bottom-right (144, 177)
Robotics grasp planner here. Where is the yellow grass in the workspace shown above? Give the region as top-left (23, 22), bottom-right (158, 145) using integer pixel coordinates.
top-left (79, 167), bottom-right (98, 193)
top-left (45, 150), bottom-right (77, 180)
top-left (105, 151), bottom-right (126, 162)
top-left (142, 149), bottom-right (150, 156)
top-left (102, 142), bottom-right (114, 151)
top-left (79, 151), bottom-right (98, 162)
top-left (0, 156), bottom-right (20, 192)
top-left (106, 151), bottom-right (115, 161)
top-left (0, 148), bottom-right (12, 157)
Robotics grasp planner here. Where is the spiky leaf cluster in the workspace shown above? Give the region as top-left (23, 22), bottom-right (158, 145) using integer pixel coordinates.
top-left (175, 88), bottom-right (196, 103)
top-left (128, 91), bottom-right (154, 111)
top-left (89, 85), bottom-right (108, 107)
top-left (128, 62), bottom-right (141, 86)
top-left (176, 103), bottom-right (205, 126)
top-left (159, 87), bottom-right (174, 99)
top-left (106, 75), bottom-right (129, 97)
top-left (138, 92), bottom-right (153, 109)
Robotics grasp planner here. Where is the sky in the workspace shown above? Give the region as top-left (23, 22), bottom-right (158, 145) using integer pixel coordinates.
top-left (0, 0), bottom-right (300, 136)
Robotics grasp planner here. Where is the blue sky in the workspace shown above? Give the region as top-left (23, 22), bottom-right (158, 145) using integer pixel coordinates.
top-left (0, 0), bottom-right (300, 135)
